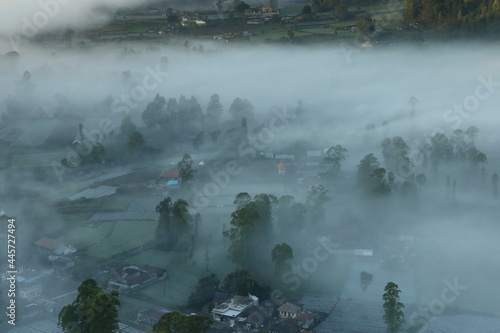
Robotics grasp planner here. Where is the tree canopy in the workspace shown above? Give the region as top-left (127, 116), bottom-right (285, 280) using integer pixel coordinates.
top-left (58, 278), bottom-right (120, 333)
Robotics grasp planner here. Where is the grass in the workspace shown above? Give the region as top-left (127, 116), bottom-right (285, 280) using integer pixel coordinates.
top-left (86, 220), bottom-right (157, 259)
top-left (127, 242), bottom-right (235, 308)
top-left (59, 221), bottom-right (116, 249)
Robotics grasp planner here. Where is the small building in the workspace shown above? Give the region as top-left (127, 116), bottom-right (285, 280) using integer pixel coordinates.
top-left (34, 237), bottom-right (64, 254)
top-left (108, 264), bottom-right (166, 293)
top-left (295, 311), bottom-right (315, 329)
top-left (277, 302), bottom-right (301, 319)
top-left (212, 294), bottom-right (259, 327)
top-left (17, 271), bottom-right (46, 300)
top-left (277, 162), bottom-right (287, 175)
top-left (158, 169), bottom-right (180, 185)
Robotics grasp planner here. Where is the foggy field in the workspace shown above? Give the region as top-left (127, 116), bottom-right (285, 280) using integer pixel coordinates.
top-left (1, 3), bottom-right (500, 329)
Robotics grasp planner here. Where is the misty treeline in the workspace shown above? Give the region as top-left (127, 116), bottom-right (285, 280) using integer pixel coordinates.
top-left (404, 0), bottom-right (500, 38)
top-left (182, 121), bottom-right (495, 309)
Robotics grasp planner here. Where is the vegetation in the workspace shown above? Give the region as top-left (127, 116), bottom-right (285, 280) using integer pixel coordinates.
top-left (383, 282), bottom-right (405, 333)
top-left (153, 311), bottom-right (212, 333)
top-left (58, 279), bottom-right (120, 333)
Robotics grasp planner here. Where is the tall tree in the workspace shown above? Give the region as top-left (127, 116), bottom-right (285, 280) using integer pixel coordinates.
top-left (223, 201), bottom-right (260, 267)
top-left (323, 144), bottom-right (347, 178)
top-left (120, 115), bottom-right (136, 136)
top-left (142, 93), bottom-right (167, 129)
top-left (383, 282), bottom-right (405, 333)
top-left (205, 94), bottom-right (223, 129)
top-left (271, 243), bottom-right (293, 275)
top-left (155, 197), bottom-right (173, 251)
top-left (128, 130), bottom-right (145, 151)
top-left (228, 97), bottom-right (255, 123)
top-left (188, 274), bottom-right (220, 310)
top-left (58, 278), bottom-right (120, 333)
top-left (178, 153), bottom-right (194, 186)
top-left (492, 173), bottom-right (499, 198)
top-left (357, 153), bottom-right (380, 187)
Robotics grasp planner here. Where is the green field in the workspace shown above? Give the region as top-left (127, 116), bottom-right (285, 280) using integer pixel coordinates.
top-left (60, 220), bottom-right (157, 258)
top-left (59, 221), bottom-right (117, 249)
top-left (87, 220), bottom-right (157, 259)
top-left (127, 242), bottom-right (235, 308)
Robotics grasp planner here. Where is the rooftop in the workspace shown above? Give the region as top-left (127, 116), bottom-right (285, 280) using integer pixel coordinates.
top-left (34, 237), bottom-right (64, 250)
top-left (277, 302), bottom-right (301, 314)
top-left (213, 295), bottom-right (258, 315)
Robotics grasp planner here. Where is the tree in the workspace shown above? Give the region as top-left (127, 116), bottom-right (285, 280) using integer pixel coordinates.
top-left (228, 97), bottom-right (254, 123)
top-left (234, 1), bottom-right (250, 13)
top-left (222, 269), bottom-right (270, 299)
top-left (153, 311), bottom-right (212, 333)
top-left (366, 168), bottom-right (391, 196)
top-left (272, 243), bottom-right (293, 275)
top-left (172, 199), bottom-right (193, 251)
top-left (188, 274), bottom-right (220, 310)
top-left (306, 184), bottom-right (331, 226)
top-left (302, 5), bottom-right (312, 14)
top-left (306, 184), bottom-right (332, 207)
top-left (360, 271), bottom-right (373, 292)
top-left (120, 115), bottom-right (136, 136)
top-left (178, 153), bottom-right (194, 186)
top-left (275, 195), bottom-right (306, 234)
top-left (233, 192), bottom-right (252, 209)
top-left (206, 94), bottom-right (223, 129)
top-left (193, 131), bottom-right (205, 150)
top-left (128, 130), bottom-right (145, 151)
top-left (156, 197), bottom-right (173, 251)
top-left (358, 14), bottom-right (375, 36)
top-left (383, 282), bottom-right (405, 333)
top-left (357, 153), bottom-right (381, 187)
top-left (322, 144), bottom-right (347, 178)
top-left (142, 93), bottom-right (167, 129)
top-left (58, 278), bottom-right (120, 333)
top-left (223, 201), bottom-right (260, 266)
top-left (492, 173), bottom-right (499, 198)
top-left (63, 28), bottom-right (74, 47)
top-left (91, 142), bottom-right (106, 162)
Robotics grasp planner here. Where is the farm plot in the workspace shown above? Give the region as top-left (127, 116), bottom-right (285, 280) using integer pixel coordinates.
top-left (68, 185), bottom-right (118, 201)
top-left (90, 195), bottom-right (164, 221)
top-left (315, 299), bottom-right (387, 333)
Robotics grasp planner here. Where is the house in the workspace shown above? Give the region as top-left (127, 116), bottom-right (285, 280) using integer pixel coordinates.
top-left (34, 237), bottom-right (64, 254)
top-left (17, 271), bottom-right (46, 300)
top-left (158, 169), bottom-right (180, 186)
top-left (277, 302), bottom-right (301, 318)
top-left (277, 162), bottom-right (287, 175)
top-left (295, 311), bottom-right (315, 329)
top-left (108, 264), bottom-right (166, 293)
top-left (137, 308), bottom-right (169, 328)
top-left (212, 294), bottom-right (259, 327)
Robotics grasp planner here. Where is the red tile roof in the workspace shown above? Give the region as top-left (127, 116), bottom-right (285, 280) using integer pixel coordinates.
top-left (160, 170), bottom-right (179, 178)
top-left (34, 237), bottom-right (64, 250)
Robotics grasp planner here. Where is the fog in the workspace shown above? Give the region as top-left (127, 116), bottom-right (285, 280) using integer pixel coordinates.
top-left (1, 25), bottom-right (500, 332)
